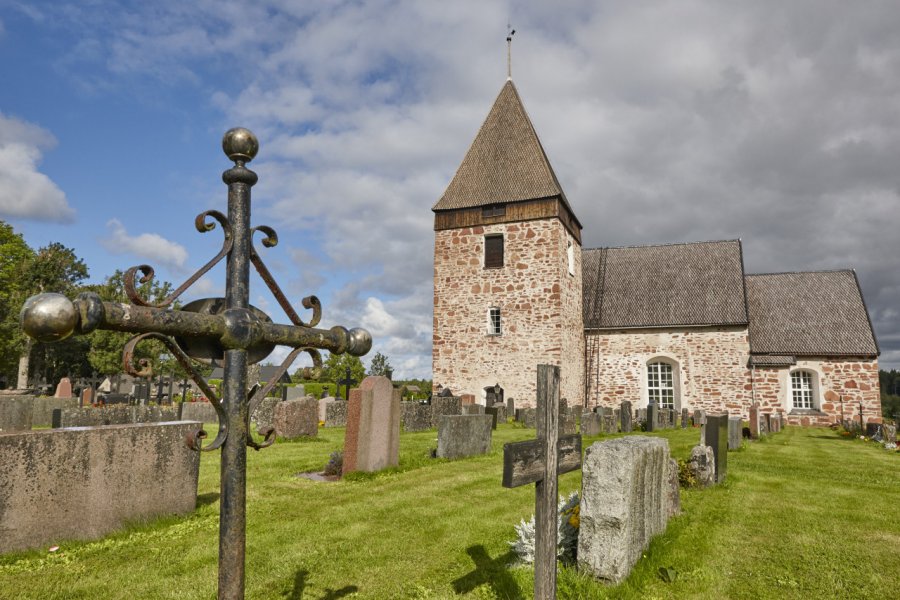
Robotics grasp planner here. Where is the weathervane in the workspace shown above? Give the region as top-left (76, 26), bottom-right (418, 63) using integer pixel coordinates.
top-left (507, 24), bottom-right (516, 80)
top-left (19, 128), bottom-right (372, 600)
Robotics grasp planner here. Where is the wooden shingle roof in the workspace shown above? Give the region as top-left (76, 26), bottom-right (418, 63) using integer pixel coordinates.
top-left (433, 80), bottom-right (573, 215)
top-left (583, 240), bottom-right (749, 329)
top-left (746, 271), bottom-right (879, 357)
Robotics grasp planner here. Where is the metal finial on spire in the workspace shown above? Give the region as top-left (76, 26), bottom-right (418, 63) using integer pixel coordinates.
top-left (506, 24), bottom-right (516, 80)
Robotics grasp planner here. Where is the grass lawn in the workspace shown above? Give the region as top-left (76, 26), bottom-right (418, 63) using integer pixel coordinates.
top-left (0, 423), bottom-right (897, 599)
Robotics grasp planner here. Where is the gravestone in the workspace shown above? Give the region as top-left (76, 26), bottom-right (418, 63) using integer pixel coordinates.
top-left (559, 410), bottom-right (577, 435)
top-left (581, 412), bottom-right (601, 436)
top-left (273, 397), bottom-right (317, 439)
top-left (285, 385), bottom-right (306, 401)
top-left (343, 376), bottom-right (400, 474)
top-left (54, 377), bottom-right (74, 399)
top-left (54, 405), bottom-right (180, 427)
top-left (693, 409), bottom-right (703, 427)
top-left (0, 396), bottom-right (33, 432)
top-left (401, 401), bottom-right (433, 432)
top-left (601, 414), bottom-right (617, 434)
top-left (325, 400), bottom-right (348, 427)
top-left (519, 408), bottom-right (536, 428)
top-left (80, 387), bottom-right (94, 407)
top-left (437, 414), bottom-right (493, 459)
top-left (727, 417), bottom-right (742, 450)
top-left (749, 403), bottom-right (760, 439)
top-left (704, 414), bottom-right (729, 484)
top-left (578, 436), bottom-right (680, 584)
top-left (485, 405), bottom-right (503, 430)
top-left (620, 401), bottom-right (632, 433)
top-left (318, 396), bottom-right (337, 422)
top-left (760, 413), bottom-right (770, 435)
top-left (681, 408), bottom-right (689, 428)
top-left (103, 392), bottom-right (129, 405)
top-left (251, 396), bottom-right (281, 431)
top-left (501, 365), bottom-right (582, 600)
top-left (462, 404), bottom-right (485, 415)
top-left (431, 395), bottom-right (462, 423)
top-left (179, 401), bottom-right (219, 424)
top-left (460, 393), bottom-right (476, 406)
top-left (506, 397), bottom-right (515, 416)
top-left (646, 403), bottom-right (657, 432)
top-left (688, 445), bottom-right (715, 487)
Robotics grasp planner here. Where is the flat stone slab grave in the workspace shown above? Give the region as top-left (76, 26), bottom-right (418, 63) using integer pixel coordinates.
top-left (0, 421), bottom-right (201, 554)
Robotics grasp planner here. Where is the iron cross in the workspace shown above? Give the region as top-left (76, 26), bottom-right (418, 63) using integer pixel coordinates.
top-left (20, 128), bottom-right (371, 600)
top-left (338, 366), bottom-right (358, 400)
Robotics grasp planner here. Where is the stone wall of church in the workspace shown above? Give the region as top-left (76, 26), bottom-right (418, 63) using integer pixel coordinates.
top-left (752, 358), bottom-right (881, 426)
top-left (433, 217), bottom-right (583, 407)
top-left (586, 326), bottom-right (752, 417)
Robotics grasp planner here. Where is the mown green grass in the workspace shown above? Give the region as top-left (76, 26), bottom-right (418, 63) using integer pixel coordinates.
top-left (0, 424), bottom-right (896, 599)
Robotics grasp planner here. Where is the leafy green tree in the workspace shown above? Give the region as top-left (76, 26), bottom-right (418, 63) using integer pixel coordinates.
top-left (16, 242), bottom-right (90, 388)
top-left (321, 352), bottom-right (366, 387)
top-left (367, 351), bottom-right (393, 377)
top-left (0, 221), bottom-right (34, 386)
top-left (85, 270), bottom-right (174, 377)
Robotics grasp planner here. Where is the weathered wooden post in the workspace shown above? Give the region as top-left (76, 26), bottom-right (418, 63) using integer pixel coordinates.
top-left (19, 128), bottom-right (371, 600)
top-left (502, 365), bottom-right (582, 599)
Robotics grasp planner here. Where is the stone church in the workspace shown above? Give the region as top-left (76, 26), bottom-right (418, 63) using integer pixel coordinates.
top-left (432, 78), bottom-right (882, 425)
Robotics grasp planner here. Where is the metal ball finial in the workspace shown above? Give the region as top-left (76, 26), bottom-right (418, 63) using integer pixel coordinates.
top-left (20, 293), bottom-right (78, 343)
top-left (347, 327), bottom-right (373, 357)
top-left (222, 128), bottom-right (259, 163)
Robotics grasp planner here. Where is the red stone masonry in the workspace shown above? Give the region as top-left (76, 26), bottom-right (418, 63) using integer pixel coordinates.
top-left (433, 218), bottom-right (583, 407)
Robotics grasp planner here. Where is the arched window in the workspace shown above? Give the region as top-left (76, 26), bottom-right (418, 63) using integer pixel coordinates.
top-left (790, 370), bottom-right (817, 410)
top-left (647, 361), bottom-right (675, 409)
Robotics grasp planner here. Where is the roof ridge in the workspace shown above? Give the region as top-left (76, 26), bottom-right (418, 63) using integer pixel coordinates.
top-left (746, 269), bottom-right (855, 277)
top-left (583, 239), bottom-right (741, 252)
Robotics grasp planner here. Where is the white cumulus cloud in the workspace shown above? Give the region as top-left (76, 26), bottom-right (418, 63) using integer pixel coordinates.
top-left (0, 112), bottom-right (75, 223)
top-left (101, 218), bottom-right (189, 272)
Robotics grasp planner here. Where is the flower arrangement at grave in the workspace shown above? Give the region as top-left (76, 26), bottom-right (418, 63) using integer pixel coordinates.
top-left (510, 491), bottom-right (580, 565)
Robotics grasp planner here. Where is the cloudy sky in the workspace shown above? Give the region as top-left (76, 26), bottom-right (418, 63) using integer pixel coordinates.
top-left (1, 0), bottom-right (898, 377)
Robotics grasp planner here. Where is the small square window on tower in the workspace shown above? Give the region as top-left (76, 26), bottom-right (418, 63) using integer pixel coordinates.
top-left (484, 234), bottom-right (504, 268)
top-left (487, 307), bottom-right (502, 335)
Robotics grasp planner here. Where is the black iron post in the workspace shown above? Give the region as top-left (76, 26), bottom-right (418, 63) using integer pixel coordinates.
top-left (839, 394), bottom-right (845, 427)
top-left (19, 128), bottom-right (371, 600)
top-left (858, 401), bottom-right (864, 433)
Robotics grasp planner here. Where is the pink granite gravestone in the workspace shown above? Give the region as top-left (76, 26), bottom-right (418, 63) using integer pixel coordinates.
top-left (460, 393), bottom-right (476, 406)
top-left (342, 376), bottom-right (400, 474)
top-left (749, 403), bottom-right (760, 439)
top-left (54, 378), bottom-right (73, 399)
top-left (80, 387), bottom-right (94, 407)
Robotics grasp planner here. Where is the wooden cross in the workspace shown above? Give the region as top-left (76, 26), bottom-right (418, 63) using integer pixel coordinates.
top-left (338, 367), bottom-right (358, 401)
top-left (502, 364), bottom-right (582, 600)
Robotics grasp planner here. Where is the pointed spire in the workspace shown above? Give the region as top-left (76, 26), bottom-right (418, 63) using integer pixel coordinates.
top-left (433, 80), bottom-right (569, 212)
top-left (506, 25), bottom-right (515, 80)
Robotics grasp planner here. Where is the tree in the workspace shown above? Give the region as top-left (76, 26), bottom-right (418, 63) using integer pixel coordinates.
top-left (0, 221), bottom-right (34, 387)
top-left (85, 270), bottom-right (174, 377)
top-left (16, 242), bottom-right (89, 388)
top-left (368, 351), bottom-right (393, 377)
top-left (321, 352), bottom-right (366, 387)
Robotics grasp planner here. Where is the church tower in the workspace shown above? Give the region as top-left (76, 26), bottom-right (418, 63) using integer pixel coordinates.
top-left (432, 80), bottom-right (584, 407)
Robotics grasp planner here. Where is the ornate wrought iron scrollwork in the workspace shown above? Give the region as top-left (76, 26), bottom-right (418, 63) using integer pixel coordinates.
top-left (124, 210), bottom-right (233, 308)
top-left (123, 332), bottom-right (227, 452)
top-left (250, 226), bottom-right (322, 328)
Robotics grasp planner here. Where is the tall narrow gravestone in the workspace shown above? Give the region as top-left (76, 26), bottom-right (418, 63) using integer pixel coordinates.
top-left (704, 414), bottom-right (729, 483)
top-left (727, 417), bottom-right (742, 450)
top-left (343, 376), bottom-right (400, 474)
top-left (646, 402), bottom-right (657, 432)
top-left (749, 402), bottom-right (760, 439)
top-left (501, 365), bottom-right (582, 600)
top-left (620, 400), bottom-right (632, 433)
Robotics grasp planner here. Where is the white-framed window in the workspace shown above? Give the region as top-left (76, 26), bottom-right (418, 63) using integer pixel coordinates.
top-left (647, 361), bottom-right (675, 409)
top-left (567, 239), bottom-right (575, 276)
top-left (487, 307), bottom-right (502, 336)
top-left (790, 370), bottom-right (816, 410)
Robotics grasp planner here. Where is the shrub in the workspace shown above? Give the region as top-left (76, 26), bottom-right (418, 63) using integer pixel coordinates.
top-left (677, 458), bottom-right (697, 488)
top-left (510, 491), bottom-right (580, 565)
top-left (323, 451), bottom-right (343, 477)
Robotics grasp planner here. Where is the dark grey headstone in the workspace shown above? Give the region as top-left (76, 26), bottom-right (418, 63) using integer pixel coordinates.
top-left (727, 417), bottom-right (742, 450)
top-left (620, 401), bottom-right (632, 433)
top-left (431, 396), bottom-right (462, 423)
top-left (704, 414), bottom-right (729, 483)
top-left (436, 414), bottom-right (493, 459)
top-left (681, 408), bottom-right (689, 429)
top-left (506, 397), bottom-right (515, 415)
top-left (646, 403), bottom-right (658, 432)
